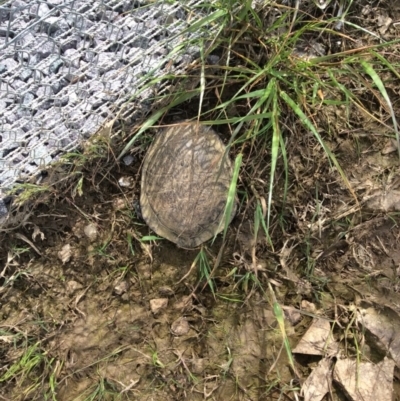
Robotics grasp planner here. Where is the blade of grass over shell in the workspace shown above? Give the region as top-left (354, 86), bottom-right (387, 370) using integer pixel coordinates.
top-left (140, 235), bottom-right (163, 243)
top-left (208, 153), bottom-right (241, 283)
top-left (218, 35), bottom-right (233, 100)
top-left (213, 89), bottom-right (271, 107)
top-left (222, 153), bottom-right (242, 242)
top-left (360, 59), bottom-right (400, 158)
top-left (198, 42), bottom-right (206, 119)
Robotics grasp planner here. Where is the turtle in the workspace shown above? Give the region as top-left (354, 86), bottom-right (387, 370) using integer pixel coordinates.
top-left (140, 121), bottom-right (237, 248)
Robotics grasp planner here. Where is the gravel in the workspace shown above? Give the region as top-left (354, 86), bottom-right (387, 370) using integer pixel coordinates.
top-left (0, 0), bottom-right (211, 224)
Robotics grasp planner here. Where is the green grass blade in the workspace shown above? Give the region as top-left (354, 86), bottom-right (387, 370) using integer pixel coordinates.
top-left (118, 90), bottom-right (200, 159)
top-left (268, 86), bottom-right (280, 231)
top-left (280, 91), bottom-right (354, 197)
top-left (360, 59), bottom-right (400, 158)
top-left (198, 42), bottom-right (206, 118)
top-left (268, 282), bottom-right (299, 377)
top-left (222, 153), bottom-right (242, 241)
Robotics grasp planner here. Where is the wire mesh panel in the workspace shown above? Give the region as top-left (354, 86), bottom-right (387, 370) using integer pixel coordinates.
top-left (0, 0), bottom-right (209, 210)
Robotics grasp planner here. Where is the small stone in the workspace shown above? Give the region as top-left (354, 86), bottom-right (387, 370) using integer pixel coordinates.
top-left (171, 317), bottom-right (189, 336)
top-left (284, 306), bottom-right (302, 326)
top-left (22, 92), bottom-right (35, 106)
top-left (30, 145), bottom-right (53, 166)
top-left (61, 66), bottom-right (80, 83)
top-left (150, 298), bottom-right (168, 314)
top-left (122, 155), bottom-right (134, 166)
top-left (301, 300), bottom-right (317, 313)
top-left (10, 79), bottom-right (25, 90)
top-left (87, 94), bottom-right (104, 110)
top-left (52, 78), bottom-right (69, 94)
top-left (105, 80), bottom-right (125, 95)
top-left (47, 0), bottom-right (66, 5)
top-left (114, 281), bottom-right (129, 295)
top-left (60, 35), bottom-right (80, 52)
top-left (118, 176), bottom-right (134, 188)
top-left (190, 358), bottom-right (205, 374)
top-left (30, 3), bottom-right (50, 18)
top-left (36, 37), bottom-right (58, 59)
top-left (36, 85), bottom-right (54, 98)
top-left (1, 58), bottom-right (18, 73)
top-left (43, 16), bottom-right (70, 33)
top-left (80, 114), bottom-right (102, 137)
top-left (83, 223), bottom-right (98, 242)
top-left (67, 280), bottom-right (83, 292)
top-left (0, 199), bottom-right (8, 217)
top-left (58, 244), bottom-right (72, 264)
top-left (64, 52), bottom-right (81, 70)
top-left (113, 198), bottom-right (127, 210)
top-left (382, 139), bottom-right (398, 155)
top-left (0, 168), bottom-right (19, 184)
top-left (96, 53), bottom-right (117, 73)
top-left (0, 99), bottom-right (7, 112)
top-left (19, 68), bottom-right (33, 82)
top-left (2, 129), bottom-right (26, 150)
top-left (48, 58), bottom-right (64, 75)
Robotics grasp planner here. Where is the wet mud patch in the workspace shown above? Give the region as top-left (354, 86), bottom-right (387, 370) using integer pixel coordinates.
top-left (0, 224), bottom-right (286, 400)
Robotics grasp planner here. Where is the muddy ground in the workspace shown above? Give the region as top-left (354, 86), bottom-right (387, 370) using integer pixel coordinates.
top-left (2, 1), bottom-right (400, 401)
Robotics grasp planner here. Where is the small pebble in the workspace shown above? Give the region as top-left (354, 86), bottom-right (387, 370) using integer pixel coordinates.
top-left (114, 281), bottom-right (129, 295)
top-left (118, 176), bottom-right (134, 188)
top-left (113, 197), bottom-right (127, 210)
top-left (190, 358), bottom-right (205, 374)
top-left (171, 317), bottom-right (189, 336)
top-left (122, 155), bottom-right (134, 166)
top-left (58, 244), bottom-right (72, 264)
top-left (0, 199), bottom-right (8, 217)
top-left (67, 280), bottom-right (84, 292)
top-left (150, 298), bottom-right (168, 314)
top-left (83, 223), bottom-right (98, 242)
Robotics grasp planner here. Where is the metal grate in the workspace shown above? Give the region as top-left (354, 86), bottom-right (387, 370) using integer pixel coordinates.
top-left (0, 0), bottom-right (209, 203)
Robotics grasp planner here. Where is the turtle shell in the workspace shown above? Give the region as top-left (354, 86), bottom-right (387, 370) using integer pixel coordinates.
top-left (140, 121), bottom-right (236, 248)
